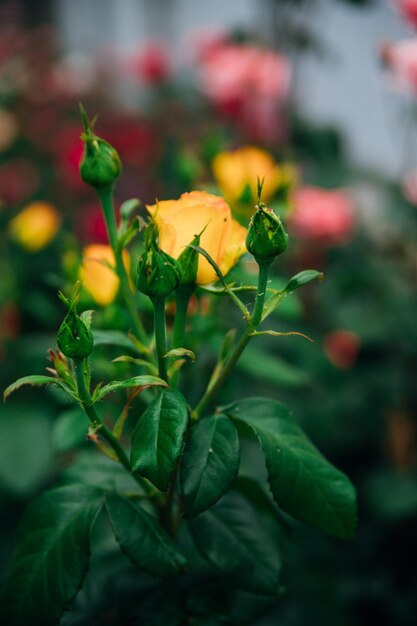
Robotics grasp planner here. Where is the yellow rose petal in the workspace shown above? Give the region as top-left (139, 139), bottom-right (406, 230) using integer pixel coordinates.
top-left (219, 219), bottom-right (248, 277)
top-left (148, 191), bottom-right (238, 285)
top-left (80, 244), bottom-right (130, 306)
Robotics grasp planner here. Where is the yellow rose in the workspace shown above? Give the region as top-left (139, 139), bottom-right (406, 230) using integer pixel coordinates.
top-left (9, 202), bottom-right (61, 252)
top-left (147, 191), bottom-right (247, 285)
top-left (80, 244), bottom-right (130, 306)
top-left (212, 146), bottom-right (286, 205)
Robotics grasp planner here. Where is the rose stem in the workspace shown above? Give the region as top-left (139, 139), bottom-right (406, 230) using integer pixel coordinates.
top-left (193, 261), bottom-right (270, 419)
top-left (97, 186), bottom-right (147, 343)
top-left (171, 285), bottom-right (193, 388)
top-left (74, 357), bottom-right (161, 500)
top-left (152, 297), bottom-right (169, 383)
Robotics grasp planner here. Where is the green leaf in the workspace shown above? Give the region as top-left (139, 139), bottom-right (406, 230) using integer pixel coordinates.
top-left (120, 197), bottom-right (140, 220)
top-left (249, 329), bottom-right (313, 342)
top-left (130, 389), bottom-right (188, 491)
top-left (283, 269), bottom-right (323, 293)
top-left (3, 375), bottom-right (74, 401)
top-left (51, 407), bottom-right (87, 453)
top-left (224, 398), bottom-right (357, 539)
top-left (261, 291), bottom-right (286, 322)
top-left (164, 348), bottom-right (195, 363)
top-left (80, 309), bottom-right (95, 330)
top-left (113, 355), bottom-right (158, 374)
top-left (0, 485), bottom-right (103, 626)
top-left (261, 270), bottom-right (322, 322)
top-left (188, 483), bottom-right (282, 594)
top-left (106, 493), bottom-right (187, 576)
top-left (61, 451), bottom-right (142, 493)
top-left (93, 375), bottom-right (167, 402)
top-left (181, 415), bottom-right (240, 518)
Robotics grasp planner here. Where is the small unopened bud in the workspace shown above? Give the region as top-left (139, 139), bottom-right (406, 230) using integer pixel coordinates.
top-left (137, 242), bottom-right (182, 299)
top-left (246, 204), bottom-right (288, 265)
top-left (79, 107), bottom-right (121, 189)
top-left (57, 294), bottom-right (94, 360)
top-left (177, 232), bottom-right (201, 286)
top-left (48, 349), bottom-right (73, 384)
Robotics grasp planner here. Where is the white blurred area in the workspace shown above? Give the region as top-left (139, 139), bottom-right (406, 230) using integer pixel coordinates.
top-left (54, 0), bottom-right (413, 177)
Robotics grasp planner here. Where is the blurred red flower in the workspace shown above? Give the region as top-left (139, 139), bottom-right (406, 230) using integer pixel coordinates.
top-left (77, 201), bottom-right (108, 244)
top-left (324, 330), bottom-right (360, 369)
top-left (395, 0), bottom-right (417, 28)
top-left (289, 186), bottom-right (355, 246)
top-left (0, 158), bottom-right (39, 207)
top-left (125, 40), bottom-right (171, 85)
top-left (51, 125), bottom-right (85, 191)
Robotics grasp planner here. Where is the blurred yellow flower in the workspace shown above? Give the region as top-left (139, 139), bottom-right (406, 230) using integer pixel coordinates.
top-left (212, 146), bottom-right (292, 204)
top-left (9, 202), bottom-right (61, 252)
top-left (147, 191), bottom-right (247, 285)
top-left (80, 244), bottom-right (130, 306)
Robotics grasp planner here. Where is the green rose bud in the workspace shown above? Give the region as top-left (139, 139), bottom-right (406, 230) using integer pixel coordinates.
top-left (177, 233), bottom-right (201, 286)
top-left (79, 107), bottom-right (121, 189)
top-left (57, 294), bottom-right (94, 360)
top-left (137, 242), bottom-right (182, 299)
top-left (246, 204), bottom-right (288, 265)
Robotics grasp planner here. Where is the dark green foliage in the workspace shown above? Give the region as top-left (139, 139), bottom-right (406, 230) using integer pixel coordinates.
top-left (0, 485), bottom-right (103, 626)
top-left (181, 414), bottom-right (240, 517)
top-left (130, 388), bottom-right (189, 491)
top-left (224, 397), bottom-right (357, 539)
top-left (106, 493), bottom-right (187, 576)
top-left (189, 482), bottom-right (282, 594)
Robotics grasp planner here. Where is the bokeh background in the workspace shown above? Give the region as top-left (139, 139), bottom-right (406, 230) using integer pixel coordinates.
top-left (1, 0), bottom-right (417, 624)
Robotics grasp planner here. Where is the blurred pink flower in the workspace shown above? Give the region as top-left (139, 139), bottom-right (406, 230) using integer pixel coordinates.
top-left (324, 330), bottom-right (360, 369)
top-left (395, 0), bottom-right (417, 28)
top-left (124, 40), bottom-right (171, 85)
top-left (380, 39), bottom-right (417, 93)
top-left (199, 43), bottom-right (290, 141)
top-left (200, 43), bottom-right (291, 108)
top-left (289, 186), bottom-right (355, 246)
top-left (401, 168), bottom-right (417, 204)
top-left (184, 26), bottom-right (229, 64)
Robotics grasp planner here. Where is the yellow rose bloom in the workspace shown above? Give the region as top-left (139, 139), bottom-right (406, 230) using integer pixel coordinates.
top-left (147, 191), bottom-right (247, 285)
top-left (212, 146), bottom-right (283, 204)
top-left (9, 202), bottom-right (61, 252)
top-left (80, 244), bottom-right (130, 306)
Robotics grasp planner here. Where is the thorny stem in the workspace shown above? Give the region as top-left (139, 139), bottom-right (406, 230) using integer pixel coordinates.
top-left (171, 285), bottom-right (193, 388)
top-left (97, 187), bottom-right (147, 343)
top-left (193, 262), bottom-right (271, 419)
top-left (74, 358), bottom-right (160, 499)
top-left (152, 297), bottom-right (169, 383)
